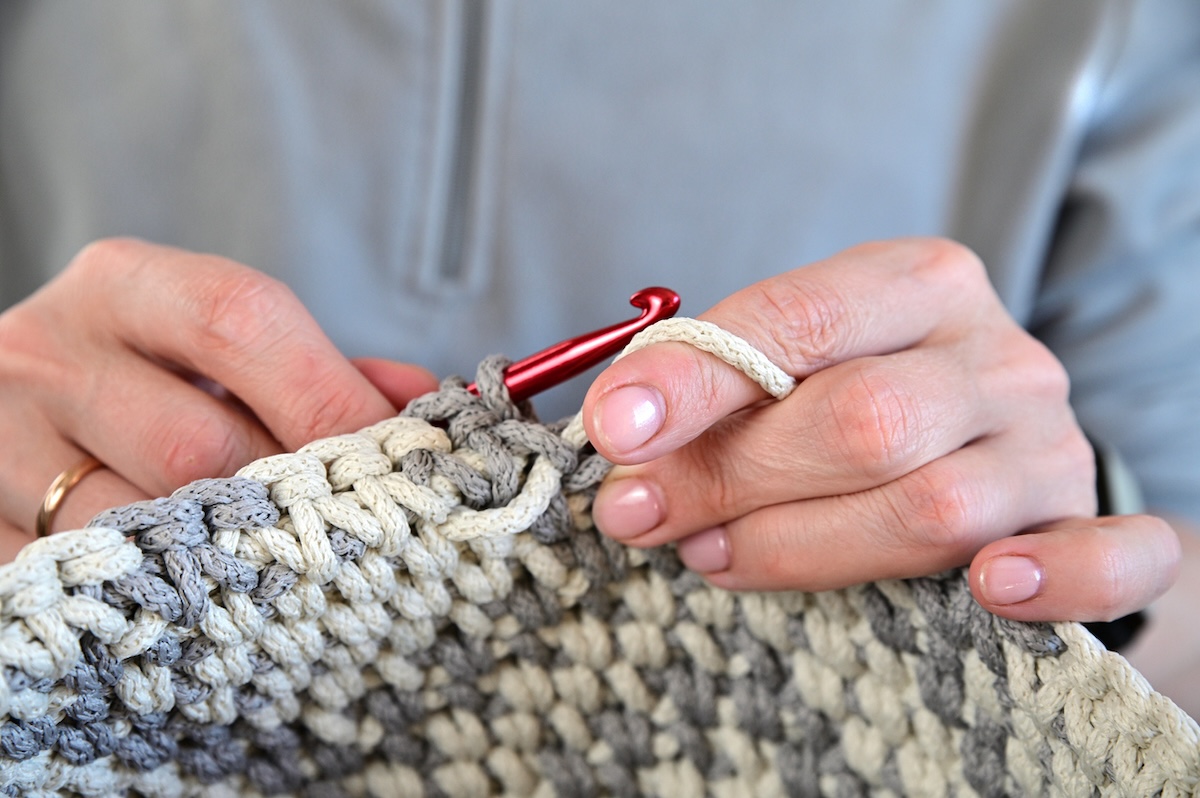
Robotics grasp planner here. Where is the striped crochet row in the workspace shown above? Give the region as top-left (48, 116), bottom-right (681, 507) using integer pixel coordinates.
top-left (1, 323), bottom-right (1196, 797)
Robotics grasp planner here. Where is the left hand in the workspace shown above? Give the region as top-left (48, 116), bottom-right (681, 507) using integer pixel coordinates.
top-left (583, 238), bottom-right (1180, 623)
top-left (0, 239), bottom-right (438, 563)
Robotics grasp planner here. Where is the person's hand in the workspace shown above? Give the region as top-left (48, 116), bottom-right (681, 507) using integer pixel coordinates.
top-left (1123, 519), bottom-right (1200, 718)
top-left (584, 238), bottom-right (1181, 623)
top-left (0, 238), bottom-right (438, 562)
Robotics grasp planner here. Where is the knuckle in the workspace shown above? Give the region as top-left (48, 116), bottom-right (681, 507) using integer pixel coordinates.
top-left (908, 237), bottom-right (988, 292)
top-left (280, 369), bottom-right (375, 444)
top-left (0, 307), bottom-right (48, 379)
top-left (1061, 428), bottom-right (1098, 512)
top-left (0, 302), bottom-right (78, 401)
top-left (824, 369), bottom-right (921, 479)
top-left (742, 276), bottom-right (851, 372)
top-left (895, 467), bottom-right (981, 556)
top-left (982, 334), bottom-right (1072, 423)
top-left (1, 238), bottom-right (149, 395)
top-left (702, 463), bottom-right (744, 522)
top-left (187, 267), bottom-right (300, 358)
top-left (669, 344), bottom-right (732, 418)
top-left (1011, 336), bottom-right (1071, 403)
top-left (155, 412), bottom-right (247, 487)
top-left (66, 236), bottom-right (143, 276)
top-left (744, 514), bottom-right (803, 588)
top-left (676, 422), bottom-right (754, 518)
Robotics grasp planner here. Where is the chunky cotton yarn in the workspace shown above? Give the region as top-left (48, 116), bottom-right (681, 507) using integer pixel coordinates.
top-left (1, 320), bottom-right (1197, 797)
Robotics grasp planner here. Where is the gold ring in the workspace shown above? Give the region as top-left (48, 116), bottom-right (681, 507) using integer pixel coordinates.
top-left (36, 455), bottom-right (104, 538)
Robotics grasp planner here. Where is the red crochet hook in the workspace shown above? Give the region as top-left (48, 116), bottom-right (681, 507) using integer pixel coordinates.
top-left (467, 286), bottom-right (681, 403)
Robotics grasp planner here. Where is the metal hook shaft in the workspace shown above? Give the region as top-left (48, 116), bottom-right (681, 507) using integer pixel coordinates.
top-left (467, 286), bottom-right (681, 403)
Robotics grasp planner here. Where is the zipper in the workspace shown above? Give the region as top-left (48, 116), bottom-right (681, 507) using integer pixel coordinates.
top-left (418, 0), bottom-right (501, 296)
top-left (438, 0), bottom-right (486, 284)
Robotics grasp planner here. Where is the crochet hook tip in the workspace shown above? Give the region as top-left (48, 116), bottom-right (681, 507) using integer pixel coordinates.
top-left (467, 286), bottom-right (681, 403)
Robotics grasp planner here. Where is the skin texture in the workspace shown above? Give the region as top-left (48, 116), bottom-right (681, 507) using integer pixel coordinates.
top-left (583, 238), bottom-right (1182, 626)
top-left (0, 238), bottom-right (437, 557)
top-left (0, 236), bottom-right (1188, 711)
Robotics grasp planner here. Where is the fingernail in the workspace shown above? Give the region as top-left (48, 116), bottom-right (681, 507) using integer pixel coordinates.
top-left (677, 527), bottom-right (732, 574)
top-left (593, 478), bottom-right (664, 540)
top-left (594, 384), bottom-right (665, 454)
top-left (980, 556), bottom-right (1044, 605)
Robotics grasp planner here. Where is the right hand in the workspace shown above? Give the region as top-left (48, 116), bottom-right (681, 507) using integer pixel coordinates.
top-left (583, 238), bottom-right (1180, 625)
top-left (0, 238), bottom-right (438, 562)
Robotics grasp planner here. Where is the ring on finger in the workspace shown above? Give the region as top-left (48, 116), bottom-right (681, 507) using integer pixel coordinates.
top-left (36, 455), bottom-right (104, 538)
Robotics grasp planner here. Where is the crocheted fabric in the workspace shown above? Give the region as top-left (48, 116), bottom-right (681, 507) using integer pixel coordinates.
top-left (1, 322), bottom-right (1198, 797)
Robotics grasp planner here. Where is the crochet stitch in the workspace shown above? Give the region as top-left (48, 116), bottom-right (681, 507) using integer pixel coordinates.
top-left (1, 320), bottom-right (1197, 797)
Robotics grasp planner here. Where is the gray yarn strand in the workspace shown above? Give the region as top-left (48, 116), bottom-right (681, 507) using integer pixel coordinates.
top-left (6, 339), bottom-right (1190, 797)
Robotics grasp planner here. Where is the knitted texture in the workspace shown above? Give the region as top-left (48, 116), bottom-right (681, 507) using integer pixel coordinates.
top-left (1, 320), bottom-right (1198, 797)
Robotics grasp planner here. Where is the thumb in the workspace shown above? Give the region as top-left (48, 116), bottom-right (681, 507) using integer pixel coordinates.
top-left (969, 514), bottom-right (1181, 623)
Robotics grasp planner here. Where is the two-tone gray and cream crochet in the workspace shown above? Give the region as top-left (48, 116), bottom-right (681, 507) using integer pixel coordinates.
top-left (1, 320), bottom-right (1197, 797)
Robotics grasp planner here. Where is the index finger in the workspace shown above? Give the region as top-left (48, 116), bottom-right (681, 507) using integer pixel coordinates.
top-left (583, 237), bottom-right (995, 463)
top-left (75, 238), bottom-right (403, 450)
